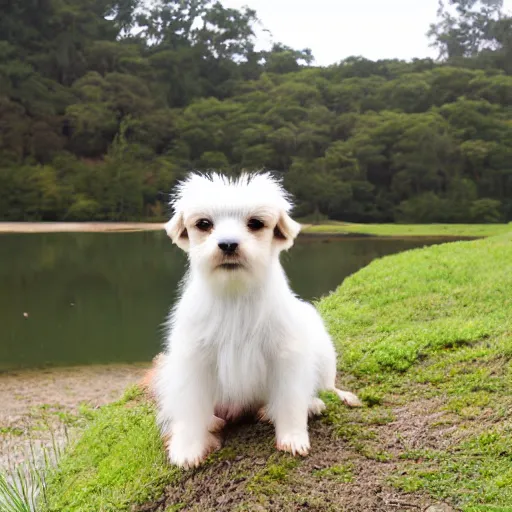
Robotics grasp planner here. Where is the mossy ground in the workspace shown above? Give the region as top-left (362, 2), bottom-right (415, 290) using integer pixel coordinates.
top-left (43, 231), bottom-right (512, 511)
top-left (302, 221), bottom-right (512, 238)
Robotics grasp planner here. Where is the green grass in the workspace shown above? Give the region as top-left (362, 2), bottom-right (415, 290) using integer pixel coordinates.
top-left (42, 389), bottom-right (180, 511)
top-left (312, 463), bottom-right (354, 483)
top-left (302, 221), bottom-right (512, 238)
top-left (41, 232), bottom-right (512, 511)
top-left (319, 232), bottom-right (512, 509)
top-left (247, 457), bottom-right (300, 494)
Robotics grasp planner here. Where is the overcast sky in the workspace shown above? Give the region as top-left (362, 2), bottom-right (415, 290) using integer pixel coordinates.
top-left (221, 0), bottom-right (512, 65)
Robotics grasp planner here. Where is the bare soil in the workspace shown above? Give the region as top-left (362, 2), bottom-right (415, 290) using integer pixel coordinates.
top-left (135, 416), bottom-right (452, 512)
top-left (129, 392), bottom-right (463, 512)
top-left (0, 364), bottom-right (148, 468)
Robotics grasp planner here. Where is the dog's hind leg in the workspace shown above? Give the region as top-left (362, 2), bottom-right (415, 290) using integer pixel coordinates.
top-left (258, 393), bottom-right (359, 425)
top-left (318, 343), bottom-right (363, 408)
top-left (257, 397), bottom-right (328, 424)
top-left (321, 359), bottom-right (362, 407)
top-left (209, 415), bottom-right (226, 433)
top-left (214, 403), bottom-right (246, 422)
top-left (329, 387), bottom-right (363, 407)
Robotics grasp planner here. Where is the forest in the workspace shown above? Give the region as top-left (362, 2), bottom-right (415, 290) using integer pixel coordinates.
top-left (0, 0), bottom-right (511, 223)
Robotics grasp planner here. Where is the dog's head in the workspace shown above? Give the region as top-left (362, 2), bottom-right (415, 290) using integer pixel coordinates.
top-left (165, 172), bottom-right (301, 288)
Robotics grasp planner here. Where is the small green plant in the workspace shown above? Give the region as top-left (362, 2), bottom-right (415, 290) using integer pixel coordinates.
top-left (358, 387), bottom-right (384, 407)
top-left (0, 424), bottom-right (66, 512)
top-left (313, 463), bottom-right (353, 482)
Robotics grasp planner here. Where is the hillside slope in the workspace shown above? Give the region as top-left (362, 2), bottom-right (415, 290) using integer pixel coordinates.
top-left (43, 232), bottom-right (512, 512)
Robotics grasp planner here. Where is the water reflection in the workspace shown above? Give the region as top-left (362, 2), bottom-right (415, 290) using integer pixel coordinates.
top-left (0, 231), bottom-right (452, 369)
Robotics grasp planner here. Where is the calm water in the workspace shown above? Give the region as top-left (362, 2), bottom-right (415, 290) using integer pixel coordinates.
top-left (0, 232), bottom-right (450, 370)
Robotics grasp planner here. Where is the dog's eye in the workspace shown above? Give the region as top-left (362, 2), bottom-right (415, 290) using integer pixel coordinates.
top-left (247, 218), bottom-right (265, 231)
top-left (196, 219), bottom-right (213, 231)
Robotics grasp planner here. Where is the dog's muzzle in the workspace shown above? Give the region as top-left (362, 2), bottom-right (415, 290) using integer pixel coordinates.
top-left (216, 240), bottom-right (243, 270)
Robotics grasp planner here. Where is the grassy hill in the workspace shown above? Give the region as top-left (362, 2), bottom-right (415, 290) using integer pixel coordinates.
top-left (41, 231), bottom-right (512, 511)
top-left (301, 222), bottom-right (512, 238)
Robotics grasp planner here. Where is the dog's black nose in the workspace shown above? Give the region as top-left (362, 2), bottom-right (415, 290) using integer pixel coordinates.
top-left (218, 241), bottom-right (239, 254)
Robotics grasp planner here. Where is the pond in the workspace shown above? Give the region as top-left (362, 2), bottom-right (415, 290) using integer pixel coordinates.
top-left (0, 232), bottom-right (456, 370)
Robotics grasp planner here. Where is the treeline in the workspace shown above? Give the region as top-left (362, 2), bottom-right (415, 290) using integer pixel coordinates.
top-left (0, 0), bottom-right (511, 223)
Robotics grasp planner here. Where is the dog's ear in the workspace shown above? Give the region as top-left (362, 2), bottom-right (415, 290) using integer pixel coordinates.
top-left (274, 211), bottom-right (301, 250)
top-left (164, 211), bottom-right (189, 252)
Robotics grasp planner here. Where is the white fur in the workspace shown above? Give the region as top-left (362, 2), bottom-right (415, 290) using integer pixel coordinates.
top-left (155, 172), bottom-right (361, 469)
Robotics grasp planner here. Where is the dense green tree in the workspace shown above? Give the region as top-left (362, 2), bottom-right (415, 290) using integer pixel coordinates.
top-left (0, 0), bottom-right (511, 222)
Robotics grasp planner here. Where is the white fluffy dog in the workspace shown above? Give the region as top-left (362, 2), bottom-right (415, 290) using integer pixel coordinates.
top-left (153, 172), bottom-right (361, 469)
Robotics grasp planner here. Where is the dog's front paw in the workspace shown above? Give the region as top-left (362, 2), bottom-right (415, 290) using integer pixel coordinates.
top-left (276, 431), bottom-right (310, 456)
top-left (169, 431), bottom-right (221, 469)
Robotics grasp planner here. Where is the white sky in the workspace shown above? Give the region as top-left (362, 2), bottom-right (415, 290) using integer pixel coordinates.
top-left (222, 0), bottom-right (512, 65)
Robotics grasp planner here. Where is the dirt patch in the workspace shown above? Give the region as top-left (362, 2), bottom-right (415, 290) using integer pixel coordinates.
top-left (0, 370), bottom-right (465, 511)
top-left (368, 398), bottom-right (454, 455)
top-left (135, 415), bottom-right (449, 512)
top-left (0, 364), bottom-right (148, 468)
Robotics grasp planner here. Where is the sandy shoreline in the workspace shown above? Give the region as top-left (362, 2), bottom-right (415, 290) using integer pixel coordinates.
top-left (0, 222), bottom-right (165, 233)
top-left (0, 364), bottom-right (149, 468)
top-left (0, 222), bottom-right (314, 234)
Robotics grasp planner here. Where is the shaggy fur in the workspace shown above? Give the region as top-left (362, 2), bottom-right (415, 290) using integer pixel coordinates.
top-left (151, 172), bottom-right (361, 469)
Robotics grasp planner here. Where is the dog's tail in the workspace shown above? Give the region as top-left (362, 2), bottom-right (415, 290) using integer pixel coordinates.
top-left (330, 387), bottom-right (363, 407)
top-left (140, 352), bottom-right (165, 399)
